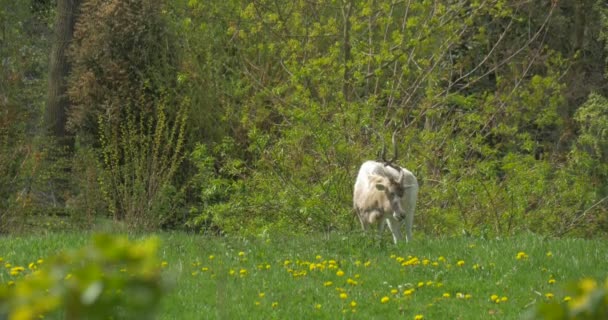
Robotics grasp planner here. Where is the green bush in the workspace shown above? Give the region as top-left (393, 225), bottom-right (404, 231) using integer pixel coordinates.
top-left (0, 234), bottom-right (166, 319)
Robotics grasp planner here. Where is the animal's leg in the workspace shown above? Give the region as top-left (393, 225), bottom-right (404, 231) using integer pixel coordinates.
top-left (404, 212), bottom-right (413, 243)
top-left (385, 217), bottom-right (402, 245)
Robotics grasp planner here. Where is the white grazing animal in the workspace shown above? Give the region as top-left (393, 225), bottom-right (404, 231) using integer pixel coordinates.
top-left (353, 161), bottom-right (418, 244)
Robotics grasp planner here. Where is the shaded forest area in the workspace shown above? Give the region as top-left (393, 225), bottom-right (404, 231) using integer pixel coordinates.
top-left (1, 0), bottom-right (607, 237)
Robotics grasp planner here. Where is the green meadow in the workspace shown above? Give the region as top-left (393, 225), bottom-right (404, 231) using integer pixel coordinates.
top-left (1, 232), bottom-right (606, 319)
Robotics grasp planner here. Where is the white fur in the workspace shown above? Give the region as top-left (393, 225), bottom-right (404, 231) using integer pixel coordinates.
top-left (353, 161), bottom-right (419, 244)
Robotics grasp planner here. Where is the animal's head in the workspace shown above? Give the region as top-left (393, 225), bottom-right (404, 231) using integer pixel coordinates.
top-left (369, 173), bottom-right (405, 213)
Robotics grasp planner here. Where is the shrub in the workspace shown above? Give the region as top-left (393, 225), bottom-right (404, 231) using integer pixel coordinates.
top-left (0, 234), bottom-right (165, 319)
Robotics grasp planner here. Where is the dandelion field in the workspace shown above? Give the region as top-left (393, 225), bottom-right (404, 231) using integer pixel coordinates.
top-left (1, 232), bottom-right (607, 319)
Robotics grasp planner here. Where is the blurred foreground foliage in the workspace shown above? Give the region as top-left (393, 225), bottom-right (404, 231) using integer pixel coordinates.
top-left (0, 234), bottom-right (165, 320)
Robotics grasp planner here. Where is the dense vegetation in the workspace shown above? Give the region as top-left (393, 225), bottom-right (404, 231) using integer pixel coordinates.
top-left (1, 0), bottom-right (607, 237)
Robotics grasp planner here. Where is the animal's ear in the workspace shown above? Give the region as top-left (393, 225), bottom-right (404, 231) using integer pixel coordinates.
top-left (375, 183), bottom-right (387, 191)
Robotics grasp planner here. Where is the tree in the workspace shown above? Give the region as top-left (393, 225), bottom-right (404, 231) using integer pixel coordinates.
top-left (45, 0), bottom-right (81, 147)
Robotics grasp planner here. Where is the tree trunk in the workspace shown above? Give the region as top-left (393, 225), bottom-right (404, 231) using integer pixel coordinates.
top-left (45, 0), bottom-right (80, 147)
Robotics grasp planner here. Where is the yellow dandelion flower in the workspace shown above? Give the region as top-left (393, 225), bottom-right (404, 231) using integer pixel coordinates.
top-left (315, 303), bottom-right (322, 310)
top-left (316, 255), bottom-right (322, 260)
top-left (238, 251), bottom-right (245, 257)
top-left (324, 281), bottom-right (333, 287)
top-left (336, 269), bottom-right (345, 277)
top-left (28, 262), bottom-right (36, 270)
top-left (271, 302), bottom-right (279, 308)
top-left (254, 301), bottom-right (260, 306)
top-left (456, 292), bottom-right (465, 299)
top-left (404, 289), bottom-right (415, 296)
top-left (161, 261), bottom-right (168, 268)
top-left (5, 263), bottom-right (11, 268)
top-left (563, 296), bottom-right (571, 302)
top-left (347, 278), bottom-right (358, 286)
top-left (490, 294), bottom-right (499, 302)
top-left (422, 259), bottom-right (430, 265)
top-left (391, 289), bottom-right (398, 295)
top-left (364, 261), bottom-right (371, 267)
top-left (208, 255), bottom-right (215, 260)
top-left (350, 301), bottom-right (357, 308)
top-left (426, 281), bottom-right (433, 286)
top-left (414, 315), bottom-right (424, 320)
top-left (239, 268), bottom-right (248, 276)
top-left (259, 292), bottom-right (265, 298)
top-left (516, 252), bottom-right (528, 260)
top-left (546, 251), bottom-right (553, 257)
top-left (457, 260), bottom-right (465, 267)
top-left (432, 262), bottom-right (439, 267)
top-left (229, 269), bottom-right (235, 276)
top-left (37, 259), bottom-right (44, 264)
top-left (472, 264), bottom-right (480, 270)
top-left (438, 256), bottom-right (446, 262)
top-left (501, 296), bottom-right (508, 302)
top-left (191, 271), bottom-right (199, 276)
top-left (548, 278), bottom-right (556, 284)
top-left (201, 267), bottom-right (209, 272)
top-left (339, 293), bottom-right (348, 300)
top-left (545, 293), bottom-right (554, 299)
top-left (9, 266), bottom-right (25, 276)
top-left (380, 296), bottom-right (390, 304)
top-left (442, 293), bottom-right (451, 298)
top-left (417, 282), bottom-right (425, 288)
top-left (465, 294), bottom-right (472, 299)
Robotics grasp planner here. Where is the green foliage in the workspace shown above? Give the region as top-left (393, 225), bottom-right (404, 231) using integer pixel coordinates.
top-left (0, 234), bottom-right (165, 319)
top-left (66, 0), bottom-right (188, 229)
top-left (98, 102), bottom-right (187, 230)
top-left (528, 278), bottom-right (608, 320)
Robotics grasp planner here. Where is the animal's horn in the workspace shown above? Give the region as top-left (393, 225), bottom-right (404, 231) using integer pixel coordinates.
top-left (389, 129), bottom-right (398, 163)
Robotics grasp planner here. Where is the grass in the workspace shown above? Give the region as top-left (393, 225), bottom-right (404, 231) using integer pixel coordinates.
top-left (1, 231), bottom-right (607, 319)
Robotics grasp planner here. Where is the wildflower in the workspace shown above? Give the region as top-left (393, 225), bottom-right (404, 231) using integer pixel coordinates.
top-left (465, 294), bottom-right (472, 299)
top-left (490, 294), bottom-right (499, 302)
top-left (426, 281), bottom-right (433, 286)
top-left (315, 303), bottom-right (322, 310)
top-left (316, 255), bottom-right (322, 260)
top-left (201, 267), bottom-right (209, 272)
top-left (9, 266), bottom-right (25, 276)
top-left (456, 292), bottom-right (465, 299)
top-left (404, 289), bottom-right (415, 296)
top-left (336, 269), bottom-right (345, 277)
top-left (391, 289), bottom-right (399, 295)
top-left (271, 302), bottom-right (279, 308)
top-left (545, 293), bottom-right (554, 299)
top-left (259, 292), bottom-right (265, 298)
top-left (457, 260), bottom-right (465, 267)
top-left (239, 268), bottom-right (248, 277)
top-left (417, 282), bottom-right (425, 288)
top-left (548, 278), bottom-right (556, 284)
top-left (442, 293), bottom-right (451, 298)
top-left (380, 296), bottom-right (390, 304)
top-left (161, 261), bottom-right (168, 268)
top-left (191, 271), bottom-right (199, 276)
top-left (364, 261), bottom-right (372, 267)
top-left (516, 252), bottom-right (528, 260)
top-left (4, 263), bottom-right (11, 268)
top-left (208, 255), bottom-right (215, 260)
top-left (422, 259), bottom-right (430, 265)
top-left (347, 278), bottom-right (358, 286)
top-left (340, 293), bottom-right (348, 300)
top-left (472, 264), bottom-right (480, 270)
top-left (415, 315), bottom-right (424, 320)
top-left (229, 269), bottom-right (235, 276)
top-left (563, 296), bottom-right (571, 302)
top-left (350, 301), bottom-right (357, 308)
top-left (438, 256), bottom-right (446, 262)
top-left (501, 296), bottom-right (508, 302)
top-left (37, 259), bottom-right (44, 264)
top-left (324, 281), bottom-right (333, 287)
top-left (546, 251), bottom-right (553, 258)
top-left (238, 251), bottom-right (245, 257)
top-left (28, 262), bottom-right (36, 270)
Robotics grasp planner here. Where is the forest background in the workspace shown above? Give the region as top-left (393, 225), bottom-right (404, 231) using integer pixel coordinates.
top-left (1, 0), bottom-right (607, 238)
